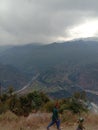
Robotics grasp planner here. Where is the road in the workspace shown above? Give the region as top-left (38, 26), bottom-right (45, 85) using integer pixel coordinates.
top-left (85, 89), bottom-right (98, 96)
top-left (15, 73), bottom-right (39, 95)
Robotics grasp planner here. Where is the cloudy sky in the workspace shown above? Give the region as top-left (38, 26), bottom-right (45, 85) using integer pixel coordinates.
top-left (0, 0), bottom-right (98, 45)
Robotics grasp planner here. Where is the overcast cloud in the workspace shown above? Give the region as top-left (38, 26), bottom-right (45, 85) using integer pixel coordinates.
top-left (0, 0), bottom-right (98, 45)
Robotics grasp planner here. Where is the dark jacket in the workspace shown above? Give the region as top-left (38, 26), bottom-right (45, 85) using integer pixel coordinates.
top-left (52, 107), bottom-right (59, 121)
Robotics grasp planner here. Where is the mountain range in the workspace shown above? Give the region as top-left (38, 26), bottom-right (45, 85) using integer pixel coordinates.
top-left (0, 39), bottom-right (98, 103)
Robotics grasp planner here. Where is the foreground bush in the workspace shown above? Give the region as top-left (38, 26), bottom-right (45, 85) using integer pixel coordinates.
top-left (0, 90), bottom-right (50, 116)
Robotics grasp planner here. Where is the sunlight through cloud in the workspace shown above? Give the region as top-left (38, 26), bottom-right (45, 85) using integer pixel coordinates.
top-left (68, 19), bottom-right (98, 39)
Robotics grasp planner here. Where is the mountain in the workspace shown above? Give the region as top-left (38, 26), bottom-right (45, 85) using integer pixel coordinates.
top-left (0, 40), bottom-right (98, 73)
top-left (0, 63), bottom-right (31, 91)
top-left (0, 45), bottom-right (13, 55)
top-left (0, 40), bottom-right (98, 103)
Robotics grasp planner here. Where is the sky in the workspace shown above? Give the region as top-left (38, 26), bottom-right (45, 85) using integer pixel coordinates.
top-left (0, 0), bottom-right (98, 45)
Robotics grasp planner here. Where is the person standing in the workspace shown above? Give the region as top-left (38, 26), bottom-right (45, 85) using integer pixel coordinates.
top-left (47, 103), bottom-right (61, 130)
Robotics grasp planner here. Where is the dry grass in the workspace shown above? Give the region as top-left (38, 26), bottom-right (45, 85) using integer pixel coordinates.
top-left (0, 111), bottom-right (50, 130)
top-left (0, 111), bottom-right (98, 130)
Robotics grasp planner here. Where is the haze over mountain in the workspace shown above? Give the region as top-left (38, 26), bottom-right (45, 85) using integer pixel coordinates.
top-left (0, 39), bottom-right (98, 104)
top-left (0, 39), bottom-right (98, 72)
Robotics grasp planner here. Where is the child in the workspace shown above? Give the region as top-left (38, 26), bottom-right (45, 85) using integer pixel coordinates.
top-left (76, 117), bottom-right (85, 130)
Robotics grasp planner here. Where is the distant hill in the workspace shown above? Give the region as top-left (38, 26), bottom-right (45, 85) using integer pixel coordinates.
top-left (0, 40), bottom-right (98, 103)
top-left (0, 40), bottom-right (98, 73)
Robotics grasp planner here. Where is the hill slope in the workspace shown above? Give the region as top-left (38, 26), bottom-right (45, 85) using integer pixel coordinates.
top-left (0, 40), bottom-right (98, 102)
top-left (0, 40), bottom-right (98, 72)
top-left (0, 63), bottom-right (31, 91)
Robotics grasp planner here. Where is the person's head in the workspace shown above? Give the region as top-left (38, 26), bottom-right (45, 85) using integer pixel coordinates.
top-left (54, 102), bottom-right (59, 109)
top-left (79, 117), bottom-right (84, 122)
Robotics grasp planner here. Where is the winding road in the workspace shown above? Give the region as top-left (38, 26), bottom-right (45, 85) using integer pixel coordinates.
top-left (15, 73), bottom-right (39, 95)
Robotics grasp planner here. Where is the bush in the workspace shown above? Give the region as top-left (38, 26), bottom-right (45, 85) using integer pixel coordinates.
top-left (43, 101), bottom-right (54, 112)
top-left (0, 103), bottom-right (9, 114)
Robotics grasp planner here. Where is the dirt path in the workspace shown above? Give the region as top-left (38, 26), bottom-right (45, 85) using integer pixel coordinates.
top-left (36, 122), bottom-right (98, 130)
top-left (37, 126), bottom-right (75, 130)
top-left (37, 125), bottom-right (98, 130)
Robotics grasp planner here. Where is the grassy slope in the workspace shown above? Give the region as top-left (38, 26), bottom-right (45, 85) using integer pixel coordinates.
top-left (0, 111), bottom-right (98, 130)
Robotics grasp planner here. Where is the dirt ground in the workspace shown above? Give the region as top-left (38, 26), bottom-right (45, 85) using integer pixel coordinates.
top-left (37, 122), bottom-right (98, 130)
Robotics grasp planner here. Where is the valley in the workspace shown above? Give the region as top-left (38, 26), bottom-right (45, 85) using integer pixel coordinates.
top-left (0, 39), bottom-right (98, 104)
